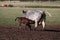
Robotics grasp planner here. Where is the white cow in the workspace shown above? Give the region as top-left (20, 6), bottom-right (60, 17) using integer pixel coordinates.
top-left (22, 10), bottom-right (51, 30)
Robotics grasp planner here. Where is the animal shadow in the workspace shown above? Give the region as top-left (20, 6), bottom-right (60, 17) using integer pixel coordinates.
top-left (36, 29), bottom-right (60, 32)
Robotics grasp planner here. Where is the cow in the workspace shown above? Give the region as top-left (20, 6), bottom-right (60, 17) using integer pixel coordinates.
top-left (15, 17), bottom-right (35, 30)
top-left (22, 10), bottom-right (46, 30)
top-left (15, 10), bottom-right (52, 30)
top-left (22, 10), bottom-right (52, 30)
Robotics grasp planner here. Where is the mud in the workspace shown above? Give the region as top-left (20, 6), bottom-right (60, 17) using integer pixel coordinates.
top-left (0, 25), bottom-right (60, 40)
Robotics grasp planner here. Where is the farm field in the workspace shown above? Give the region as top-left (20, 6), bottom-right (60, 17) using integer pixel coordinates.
top-left (0, 1), bottom-right (60, 7)
top-left (0, 7), bottom-right (60, 26)
top-left (0, 7), bottom-right (60, 40)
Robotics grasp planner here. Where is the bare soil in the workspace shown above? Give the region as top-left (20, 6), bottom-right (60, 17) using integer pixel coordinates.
top-left (0, 25), bottom-right (60, 40)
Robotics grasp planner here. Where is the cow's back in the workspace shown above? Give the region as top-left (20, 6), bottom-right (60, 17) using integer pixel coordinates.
top-left (23, 10), bottom-right (44, 21)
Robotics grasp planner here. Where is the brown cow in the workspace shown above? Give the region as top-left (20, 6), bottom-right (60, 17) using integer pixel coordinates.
top-left (15, 17), bottom-right (35, 30)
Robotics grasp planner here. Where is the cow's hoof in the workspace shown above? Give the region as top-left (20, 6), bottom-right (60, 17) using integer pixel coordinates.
top-left (41, 28), bottom-right (44, 31)
top-left (29, 29), bottom-right (32, 31)
top-left (18, 27), bottom-right (21, 29)
top-left (34, 28), bottom-right (36, 31)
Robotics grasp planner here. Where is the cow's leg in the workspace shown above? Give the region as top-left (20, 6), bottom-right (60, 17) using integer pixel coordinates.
top-left (26, 22), bottom-right (32, 30)
top-left (18, 19), bottom-right (22, 29)
top-left (42, 20), bottom-right (45, 30)
top-left (39, 22), bottom-right (42, 25)
top-left (34, 20), bottom-right (38, 30)
top-left (35, 20), bottom-right (38, 28)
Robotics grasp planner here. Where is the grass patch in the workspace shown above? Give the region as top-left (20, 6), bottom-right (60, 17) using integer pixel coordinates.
top-left (0, 7), bottom-right (60, 27)
top-left (24, 6), bottom-right (60, 8)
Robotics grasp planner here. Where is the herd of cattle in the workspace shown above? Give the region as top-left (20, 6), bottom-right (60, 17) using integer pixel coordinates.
top-left (15, 10), bottom-right (52, 30)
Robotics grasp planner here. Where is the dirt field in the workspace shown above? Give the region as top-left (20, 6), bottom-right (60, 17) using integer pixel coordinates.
top-left (0, 25), bottom-right (60, 40)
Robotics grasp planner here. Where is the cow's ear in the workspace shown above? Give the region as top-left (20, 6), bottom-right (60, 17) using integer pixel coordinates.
top-left (22, 10), bottom-right (27, 13)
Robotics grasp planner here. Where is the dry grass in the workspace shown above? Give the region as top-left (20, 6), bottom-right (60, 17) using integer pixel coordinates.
top-left (0, 1), bottom-right (60, 7)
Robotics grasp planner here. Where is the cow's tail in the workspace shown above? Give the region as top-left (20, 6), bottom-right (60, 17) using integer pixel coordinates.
top-left (15, 17), bottom-right (19, 21)
top-left (46, 10), bottom-right (52, 17)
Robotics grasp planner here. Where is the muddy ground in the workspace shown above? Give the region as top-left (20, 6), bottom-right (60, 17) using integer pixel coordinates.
top-left (0, 25), bottom-right (60, 40)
